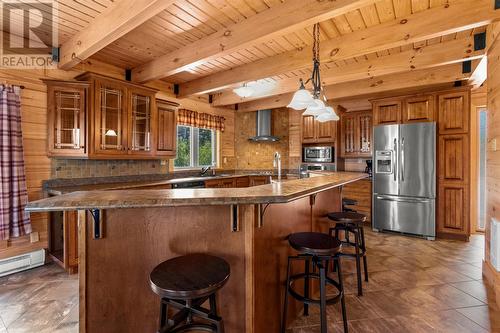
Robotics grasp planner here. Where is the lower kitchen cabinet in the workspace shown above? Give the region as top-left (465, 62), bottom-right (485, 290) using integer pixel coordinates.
top-left (341, 178), bottom-right (372, 222)
top-left (205, 175), bottom-right (271, 188)
top-left (49, 210), bottom-right (78, 274)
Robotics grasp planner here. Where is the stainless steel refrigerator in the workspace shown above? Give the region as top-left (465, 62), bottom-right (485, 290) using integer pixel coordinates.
top-left (372, 122), bottom-right (436, 240)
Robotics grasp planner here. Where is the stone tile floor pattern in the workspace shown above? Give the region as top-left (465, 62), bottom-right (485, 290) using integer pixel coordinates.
top-left (0, 228), bottom-right (498, 332)
top-left (287, 229), bottom-right (500, 333)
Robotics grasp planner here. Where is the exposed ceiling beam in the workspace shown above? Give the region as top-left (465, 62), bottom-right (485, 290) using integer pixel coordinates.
top-left (131, 0), bottom-right (378, 83)
top-left (236, 60), bottom-right (478, 112)
top-left (178, 0), bottom-right (498, 97)
top-left (212, 36), bottom-right (484, 106)
top-left (468, 56), bottom-right (487, 88)
top-left (58, 0), bottom-right (176, 70)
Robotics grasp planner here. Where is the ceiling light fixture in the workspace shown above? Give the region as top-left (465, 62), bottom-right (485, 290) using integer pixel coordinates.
top-left (288, 23), bottom-right (338, 122)
top-left (233, 83), bottom-right (254, 98)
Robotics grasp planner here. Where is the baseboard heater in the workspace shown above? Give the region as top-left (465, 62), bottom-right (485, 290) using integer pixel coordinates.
top-left (0, 249), bottom-right (45, 277)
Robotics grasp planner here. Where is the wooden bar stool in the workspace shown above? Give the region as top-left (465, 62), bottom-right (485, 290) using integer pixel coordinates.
top-left (281, 232), bottom-right (348, 333)
top-left (327, 212), bottom-right (368, 296)
top-left (150, 254), bottom-right (230, 333)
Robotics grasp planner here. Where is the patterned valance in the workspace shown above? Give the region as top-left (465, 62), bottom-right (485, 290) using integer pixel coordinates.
top-left (177, 108), bottom-right (225, 132)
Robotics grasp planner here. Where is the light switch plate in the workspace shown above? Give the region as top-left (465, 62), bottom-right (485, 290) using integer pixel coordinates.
top-left (30, 232), bottom-right (39, 243)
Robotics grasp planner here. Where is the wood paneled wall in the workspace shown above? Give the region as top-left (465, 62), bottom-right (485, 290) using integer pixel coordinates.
top-left (0, 61), bottom-right (234, 260)
top-left (485, 24), bottom-right (500, 305)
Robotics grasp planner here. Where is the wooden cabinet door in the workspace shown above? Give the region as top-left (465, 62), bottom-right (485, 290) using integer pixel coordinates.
top-left (403, 95), bottom-right (435, 123)
top-left (63, 211), bottom-right (78, 274)
top-left (302, 115), bottom-right (316, 143)
top-left (127, 87), bottom-right (155, 157)
top-left (340, 113), bottom-right (356, 157)
top-left (156, 100), bottom-right (178, 156)
top-left (46, 81), bottom-right (88, 157)
top-left (438, 91), bottom-right (469, 134)
top-left (315, 120), bottom-right (336, 143)
top-left (438, 134), bottom-right (469, 182)
top-left (437, 184), bottom-right (469, 237)
top-left (373, 100), bottom-right (401, 125)
top-left (221, 178), bottom-right (237, 188)
top-left (235, 176), bottom-right (250, 188)
top-left (94, 78), bottom-right (128, 156)
top-left (249, 175), bottom-right (271, 186)
top-left (357, 112), bottom-right (373, 157)
top-left (204, 179), bottom-right (222, 188)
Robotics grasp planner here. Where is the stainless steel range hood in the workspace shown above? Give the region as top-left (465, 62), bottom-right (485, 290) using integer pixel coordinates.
top-left (249, 109), bottom-right (280, 142)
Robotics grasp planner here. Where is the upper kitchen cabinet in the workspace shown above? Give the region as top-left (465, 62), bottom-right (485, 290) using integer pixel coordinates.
top-left (156, 100), bottom-right (178, 157)
top-left (44, 80), bottom-right (89, 158)
top-left (340, 110), bottom-right (372, 158)
top-left (373, 94), bottom-right (435, 126)
top-left (93, 77), bottom-right (128, 156)
top-left (74, 73), bottom-right (161, 159)
top-left (302, 115), bottom-right (337, 144)
top-left (372, 99), bottom-right (401, 125)
top-left (438, 90), bottom-right (470, 134)
top-left (402, 95), bottom-right (435, 123)
top-left (127, 87), bottom-right (156, 157)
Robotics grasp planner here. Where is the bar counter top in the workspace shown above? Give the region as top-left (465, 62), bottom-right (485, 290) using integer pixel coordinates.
top-left (26, 172), bottom-right (367, 212)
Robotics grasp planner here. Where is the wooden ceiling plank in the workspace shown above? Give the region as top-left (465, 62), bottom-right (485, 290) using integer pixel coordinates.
top-left (392, 0), bottom-right (412, 17)
top-left (358, 4), bottom-right (381, 27)
top-left (344, 9), bottom-right (368, 31)
top-left (58, 0), bottom-right (176, 69)
top-left (374, 0), bottom-right (396, 22)
top-left (211, 36), bottom-right (482, 106)
top-left (132, 0), bottom-right (379, 82)
top-left (179, 0), bottom-right (498, 97)
top-left (235, 61), bottom-right (476, 111)
top-left (411, 0), bottom-right (430, 13)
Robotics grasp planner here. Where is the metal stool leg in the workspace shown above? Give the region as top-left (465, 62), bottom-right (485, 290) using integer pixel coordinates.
top-left (304, 257), bottom-right (310, 316)
top-left (360, 226), bottom-right (369, 282)
top-left (281, 257), bottom-right (292, 333)
top-left (159, 298), bottom-right (168, 332)
top-left (336, 256), bottom-right (348, 333)
top-left (319, 259), bottom-right (327, 333)
top-left (354, 229), bottom-right (363, 296)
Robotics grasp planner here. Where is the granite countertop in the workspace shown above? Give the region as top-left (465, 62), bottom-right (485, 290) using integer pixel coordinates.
top-left (26, 172), bottom-right (368, 212)
top-left (45, 173), bottom-right (279, 195)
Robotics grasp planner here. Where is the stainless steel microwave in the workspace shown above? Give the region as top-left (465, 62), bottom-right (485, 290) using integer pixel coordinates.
top-left (303, 146), bottom-right (333, 163)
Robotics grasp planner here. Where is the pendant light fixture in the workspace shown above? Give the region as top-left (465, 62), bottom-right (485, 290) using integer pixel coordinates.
top-left (288, 23), bottom-right (338, 122)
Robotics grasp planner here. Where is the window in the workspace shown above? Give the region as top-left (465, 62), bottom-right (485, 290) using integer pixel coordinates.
top-left (174, 125), bottom-right (217, 169)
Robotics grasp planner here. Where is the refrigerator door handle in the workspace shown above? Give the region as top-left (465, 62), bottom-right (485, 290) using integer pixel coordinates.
top-left (401, 137), bottom-right (405, 182)
top-left (375, 195), bottom-right (431, 203)
top-left (393, 138), bottom-right (397, 182)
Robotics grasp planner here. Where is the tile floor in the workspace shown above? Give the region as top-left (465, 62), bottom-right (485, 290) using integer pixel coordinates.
top-left (0, 228), bottom-right (498, 333)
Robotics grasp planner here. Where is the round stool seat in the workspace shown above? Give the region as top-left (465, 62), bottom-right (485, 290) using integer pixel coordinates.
top-left (327, 212), bottom-right (366, 224)
top-left (150, 254), bottom-right (230, 300)
top-left (288, 232), bottom-right (341, 256)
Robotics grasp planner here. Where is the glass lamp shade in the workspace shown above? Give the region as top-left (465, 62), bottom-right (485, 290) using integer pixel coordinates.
top-left (233, 85), bottom-right (254, 98)
top-left (316, 106), bottom-right (339, 122)
top-left (303, 99), bottom-right (327, 116)
top-left (287, 88), bottom-right (315, 110)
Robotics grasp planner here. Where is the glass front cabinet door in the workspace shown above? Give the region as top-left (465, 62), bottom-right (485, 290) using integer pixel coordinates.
top-left (127, 87), bottom-right (156, 157)
top-left (94, 78), bottom-right (127, 156)
top-left (45, 80), bottom-right (89, 157)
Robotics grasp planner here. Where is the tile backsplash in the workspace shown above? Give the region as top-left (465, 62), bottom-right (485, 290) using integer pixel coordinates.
top-left (51, 159), bottom-right (169, 179)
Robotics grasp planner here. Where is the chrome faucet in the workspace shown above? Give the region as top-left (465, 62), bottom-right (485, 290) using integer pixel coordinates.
top-left (200, 166), bottom-right (211, 176)
top-left (273, 152), bottom-right (281, 181)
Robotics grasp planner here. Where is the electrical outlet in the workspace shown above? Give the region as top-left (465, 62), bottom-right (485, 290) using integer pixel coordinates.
top-left (489, 138), bottom-right (498, 152)
top-left (160, 160), bottom-right (167, 166)
top-left (30, 232), bottom-right (39, 243)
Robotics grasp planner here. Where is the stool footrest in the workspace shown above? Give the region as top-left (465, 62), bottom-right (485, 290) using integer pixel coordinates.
top-left (288, 272), bottom-right (343, 306)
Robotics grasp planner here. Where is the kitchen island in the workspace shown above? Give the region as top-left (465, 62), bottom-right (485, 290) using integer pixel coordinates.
top-left (26, 172), bottom-right (367, 333)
